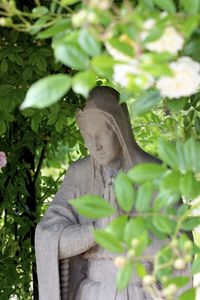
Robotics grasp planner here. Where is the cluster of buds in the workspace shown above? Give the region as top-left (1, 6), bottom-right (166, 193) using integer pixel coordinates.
top-left (114, 238), bottom-right (140, 268)
top-left (72, 9), bottom-right (98, 27)
top-left (172, 239), bottom-right (192, 270)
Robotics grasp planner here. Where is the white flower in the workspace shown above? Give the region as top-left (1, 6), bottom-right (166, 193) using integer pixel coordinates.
top-left (157, 57), bottom-right (200, 98)
top-left (113, 62), bottom-right (154, 89)
top-left (0, 151), bottom-right (7, 169)
top-left (145, 26), bottom-right (184, 55)
top-left (143, 19), bottom-right (155, 30)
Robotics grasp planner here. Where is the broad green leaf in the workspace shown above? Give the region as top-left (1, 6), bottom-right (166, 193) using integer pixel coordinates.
top-left (91, 55), bottom-right (114, 79)
top-left (32, 6), bottom-right (49, 17)
top-left (153, 216), bottom-right (174, 234)
top-left (166, 98), bottom-right (187, 112)
top-left (54, 44), bottom-right (89, 70)
top-left (179, 171), bottom-right (200, 200)
top-left (153, 0), bottom-right (176, 12)
top-left (192, 254), bottom-right (200, 274)
top-left (72, 70), bottom-right (96, 97)
top-left (136, 182), bottom-right (153, 212)
top-left (176, 141), bottom-right (188, 173)
top-left (154, 190), bottom-right (180, 210)
top-left (105, 216), bottom-right (128, 240)
top-left (20, 74), bottom-right (71, 109)
top-left (116, 261), bottom-right (133, 291)
top-left (1, 58), bottom-right (8, 73)
top-left (108, 37), bottom-right (134, 57)
top-left (177, 288), bottom-right (196, 300)
top-left (124, 218), bottom-right (147, 245)
top-left (135, 262), bottom-right (147, 278)
top-left (181, 217), bottom-right (200, 231)
top-left (78, 28), bottom-right (101, 56)
top-left (61, 0), bottom-right (80, 5)
top-left (158, 138), bottom-right (178, 169)
top-left (144, 26), bottom-right (164, 43)
top-left (132, 90), bottom-right (161, 115)
top-left (128, 163), bottom-right (165, 183)
top-left (114, 172), bottom-right (135, 212)
top-left (93, 229), bottom-right (123, 253)
top-left (180, 0), bottom-right (199, 13)
top-left (69, 195), bottom-right (115, 218)
top-left (37, 19), bottom-right (70, 39)
top-left (161, 171), bottom-right (181, 193)
top-left (167, 276), bottom-right (189, 288)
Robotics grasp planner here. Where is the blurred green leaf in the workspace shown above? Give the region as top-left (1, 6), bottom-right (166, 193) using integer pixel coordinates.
top-left (20, 74), bottom-right (71, 109)
top-left (153, 0), bottom-right (176, 12)
top-left (115, 172), bottom-right (135, 212)
top-left (69, 195), bottom-right (115, 218)
top-left (153, 215), bottom-right (174, 233)
top-left (72, 70), bottom-right (96, 97)
top-left (116, 261), bottom-right (133, 291)
top-left (132, 90), bottom-right (161, 115)
top-left (128, 163), bottom-right (165, 183)
top-left (181, 217), bottom-right (200, 231)
top-left (180, 0), bottom-right (199, 13)
top-left (54, 44), bottom-right (89, 70)
top-left (192, 254), bottom-right (200, 274)
top-left (177, 288), bottom-right (196, 300)
top-left (158, 138), bottom-right (178, 169)
top-left (179, 171), bottom-right (200, 200)
top-left (105, 216), bottom-right (128, 240)
top-left (37, 19), bottom-right (70, 39)
top-left (93, 229), bottom-right (123, 253)
top-left (136, 182), bottom-right (153, 212)
top-left (78, 28), bottom-right (101, 56)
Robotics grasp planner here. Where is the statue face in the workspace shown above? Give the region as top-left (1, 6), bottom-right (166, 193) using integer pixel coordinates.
top-left (80, 116), bottom-right (121, 165)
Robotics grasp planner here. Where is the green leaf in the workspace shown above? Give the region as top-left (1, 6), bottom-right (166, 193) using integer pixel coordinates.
top-left (69, 195), bottom-right (115, 218)
top-left (54, 44), bottom-right (89, 70)
top-left (72, 70), bottom-right (96, 97)
top-left (153, 0), bottom-right (176, 12)
top-left (128, 163), bottom-right (165, 183)
top-left (124, 218), bottom-right (147, 244)
top-left (179, 171), bottom-right (200, 200)
top-left (61, 0), bottom-right (80, 5)
top-left (93, 229), bottom-right (123, 253)
top-left (161, 171), bottom-right (181, 193)
top-left (136, 182), bottom-right (153, 212)
top-left (167, 276), bottom-right (189, 288)
top-left (116, 261), bottom-right (133, 291)
top-left (37, 19), bottom-right (70, 39)
top-left (91, 55), bottom-right (114, 79)
top-left (158, 138), bottom-right (178, 169)
top-left (154, 190), bottom-right (180, 210)
top-left (114, 172), bottom-right (135, 212)
top-left (78, 28), bottom-right (101, 56)
top-left (20, 74), bottom-right (71, 109)
top-left (180, 0), bottom-right (199, 13)
top-left (1, 58), bottom-right (8, 73)
top-left (32, 6), bottom-right (49, 17)
top-left (153, 216), bottom-right (174, 234)
top-left (177, 288), bottom-right (196, 300)
top-left (108, 37), bottom-right (134, 57)
top-left (181, 217), bottom-right (200, 231)
top-left (132, 90), bottom-right (161, 115)
top-left (166, 98), bottom-right (187, 112)
top-left (135, 262), bottom-right (147, 278)
top-left (192, 254), bottom-right (200, 274)
top-left (105, 216), bottom-right (128, 240)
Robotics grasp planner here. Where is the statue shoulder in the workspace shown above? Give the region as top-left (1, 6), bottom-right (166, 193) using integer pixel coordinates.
top-left (67, 156), bottom-right (91, 179)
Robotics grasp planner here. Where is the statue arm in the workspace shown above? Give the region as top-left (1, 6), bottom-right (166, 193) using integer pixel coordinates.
top-left (59, 224), bottom-right (96, 259)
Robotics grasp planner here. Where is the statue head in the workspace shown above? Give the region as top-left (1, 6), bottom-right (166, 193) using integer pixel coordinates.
top-left (76, 86), bottom-right (138, 170)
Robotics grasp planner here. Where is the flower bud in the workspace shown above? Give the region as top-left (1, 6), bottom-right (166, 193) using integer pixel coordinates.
top-left (162, 284), bottom-right (177, 297)
top-left (184, 240), bottom-right (192, 251)
top-left (127, 249), bottom-right (135, 259)
top-left (0, 17), bottom-right (13, 27)
top-left (185, 254), bottom-right (192, 262)
top-left (143, 275), bottom-right (155, 286)
top-left (114, 256), bottom-right (126, 268)
top-left (131, 238), bottom-right (139, 248)
top-left (174, 258), bottom-right (186, 270)
top-left (72, 10), bottom-right (87, 27)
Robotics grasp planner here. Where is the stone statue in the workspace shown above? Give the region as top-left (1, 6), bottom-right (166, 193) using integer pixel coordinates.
top-left (35, 86), bottom-right (190, 300)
